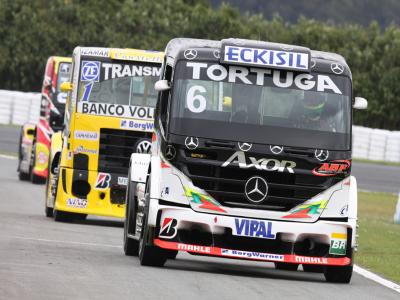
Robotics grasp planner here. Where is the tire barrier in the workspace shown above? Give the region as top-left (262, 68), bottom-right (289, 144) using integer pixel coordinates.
top-left (0, 90), bottom-right (40, 126)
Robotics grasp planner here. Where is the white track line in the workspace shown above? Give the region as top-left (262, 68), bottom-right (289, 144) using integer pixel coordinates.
top-left (13, 236), bottom-right (121, 249)
top-left (354, 265), bottom-right (400, 293)
top-left (0, 154), bottom-right (17, 160)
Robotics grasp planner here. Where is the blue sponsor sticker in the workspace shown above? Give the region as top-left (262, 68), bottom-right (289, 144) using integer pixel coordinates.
top-left (120, 119), bottom-right (154, 132)
top-left (81, 61), bottom-right (100, 82)
top-left (80, 81), bottom-right (94, 101)
top-left (223, 46), bottom-right (309, 71)
top-left (233, 218), bottom-right (276, 239)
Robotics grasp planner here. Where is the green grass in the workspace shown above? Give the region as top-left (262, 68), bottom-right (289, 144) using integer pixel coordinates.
top-left (0, 124), bottom-right (21, 129)
top-left (357, 191), bottom-right (400, 283)
top-left (0, 151), bottom-right (17, 157)
top-left (353, 158), bottom-right (400, 167)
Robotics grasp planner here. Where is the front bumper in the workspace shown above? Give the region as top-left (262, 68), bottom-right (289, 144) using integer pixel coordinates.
top-left (150, 201), bottom-right (354, 266)
top-left (32, 142), bottom-right (50, 178)
top-left (54, 167), bottom-right (126, 218)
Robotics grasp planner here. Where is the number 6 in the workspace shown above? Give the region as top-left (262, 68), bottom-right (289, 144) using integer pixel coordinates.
top-left (187, 85), bottom-right (206, 113)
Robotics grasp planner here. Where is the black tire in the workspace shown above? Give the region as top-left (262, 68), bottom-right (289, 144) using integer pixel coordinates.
top-left (30, 144), bottom-right (46, 184)
top-left (123, 178), bottom-right (139, 256)
top-left (138, 187), bottom-right (168, 267)
top-left (45, 204), bottom-right (54, 217)
top-left (274, 262), bottom-right (299, 271)
top-left (31, 172), bottom-right (46, 184)
top-left (18, 169), bottom-right (30, 181)
top-left (45, 153), bottom-right (55, 217)
top-left (18, 128), bottom-right (31, 181)
top-left (45, 170), bottom-right (53, 217)
top-left (167, 251), bottom-right (178, 260)
top-left (139, 220), bottom-right (168, 266)
top-left (324, 265), bottom-right (353, 283)
top-left (17, 129), bottom-right (23, 172)
top-left (54, 210), bottom-right (73, 222)
top-left (303, 264), bottom-right (324, 273)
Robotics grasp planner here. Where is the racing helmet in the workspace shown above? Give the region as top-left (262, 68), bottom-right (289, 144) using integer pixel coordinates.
top-left (301, 93), bottom-right (327, 121)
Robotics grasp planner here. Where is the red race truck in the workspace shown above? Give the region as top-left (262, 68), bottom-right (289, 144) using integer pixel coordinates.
top-left (18, 56), bottom-right (72, 183)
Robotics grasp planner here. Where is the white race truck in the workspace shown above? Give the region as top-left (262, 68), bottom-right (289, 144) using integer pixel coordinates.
top-left (123, 38), bottom-right (368, 283)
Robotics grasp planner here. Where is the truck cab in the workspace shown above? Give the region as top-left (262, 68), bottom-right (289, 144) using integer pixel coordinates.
top-left (18, 56), bottom-right (71, 183)
top-left (124, 38), bottom-right (367, 283)
top-left (45, 47), bottom-right (163, 221)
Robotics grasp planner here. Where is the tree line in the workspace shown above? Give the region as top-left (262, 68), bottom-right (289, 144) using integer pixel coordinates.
top-left (211, 0), bottom-right (400, 28)
top-left (0, 0), bottom-right (399, 129)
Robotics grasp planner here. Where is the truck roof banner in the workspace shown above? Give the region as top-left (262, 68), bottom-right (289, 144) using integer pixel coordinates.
top-left (221, 44), bottom-right (311, 72)
top-left (110, 49), bottom-right (164, 63)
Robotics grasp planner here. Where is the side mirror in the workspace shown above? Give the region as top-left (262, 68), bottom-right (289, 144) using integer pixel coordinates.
top-left (353, 97), bottom-right (368, 110)
top-left (60, 82), bottom-right (73, 92)
top-left (154, 80), bottom-right (170, 91)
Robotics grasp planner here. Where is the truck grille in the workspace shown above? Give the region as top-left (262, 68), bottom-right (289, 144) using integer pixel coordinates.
top-left (98, 128), bottom-right (151, 174)
top-left (174, 149), bottom-right (335, 212)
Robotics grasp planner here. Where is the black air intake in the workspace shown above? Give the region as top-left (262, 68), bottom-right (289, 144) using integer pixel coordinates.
top-left (98, 128), bottom-right (151, 174)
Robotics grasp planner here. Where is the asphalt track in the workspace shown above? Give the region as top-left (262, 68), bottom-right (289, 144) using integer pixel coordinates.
top-left (0, 156), bottom-right (399, 299)
top-left (0, 125), bottom-right (20, 154)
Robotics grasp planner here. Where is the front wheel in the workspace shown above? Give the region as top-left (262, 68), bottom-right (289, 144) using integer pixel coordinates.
top-left (45, 202), bottom-right (53, 217)
top-left (30, 144), bottom-right (45, 184)
top-left (324, 265), bottom-right (353, 283)
top-left (45, 170), bottom-right (53, 217)
top-left (45, 154), bottom-right (56, 217)
top-left (18, 169), bottom-right (30, 181)
top-left (123, 178), bottom-right (139, 256)
top-left (17, 130), bottom-right (29, 180)
top-left (139, 216), bottom-right (168, 267)
top-left (138, 188), bottom-right (168, 267)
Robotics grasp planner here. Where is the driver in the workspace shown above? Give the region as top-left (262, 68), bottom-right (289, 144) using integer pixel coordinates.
top-left (113, 77), bottom-right (131, 105)
top-left (297, 94), bottom-right (335, 132)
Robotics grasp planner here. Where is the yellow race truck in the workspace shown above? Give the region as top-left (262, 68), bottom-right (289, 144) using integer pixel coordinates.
top-left (45, 47), bottom-right (163, 221)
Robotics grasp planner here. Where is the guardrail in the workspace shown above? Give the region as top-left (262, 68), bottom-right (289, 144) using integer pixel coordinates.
top-left (1, 89), bottom-right (400, 162)
top-left (0, 90), bottom-right (40, 125)
top-left (353, 125), bottom-right (400, 162)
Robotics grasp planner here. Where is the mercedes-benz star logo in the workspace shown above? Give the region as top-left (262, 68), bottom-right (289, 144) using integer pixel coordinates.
top-left (245, 176), bottom-right (268, 204)
top-left (232, 39), bottom-right (245, 45)
top-left (270, 145), bottom-right (284, 155)
top-left (165, 145), bottom-right (176, 160)
top-left (331, 63), bottom-right (344, 74)
top-left (238, 142), bottom-right (252, 152)
top-left (311, 60), bottom-right (316, 69)
top-left (136, 140), bottom-right (152, 154)
top-left (213, 50), bottom-right (220, 59)
top-left (184, 49), bottom-right (197, 60)
top-left (280, 45), bottom-right (294, 51)
top-left (184, 137), bottom-right (199, 150)
top-left (315, 149), bottom-right (329, 161)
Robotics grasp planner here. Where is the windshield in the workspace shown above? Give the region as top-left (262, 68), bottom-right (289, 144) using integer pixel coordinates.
top-left (77, 59), bottom-right (160, 107)
top-left (57, 63), bottom-right (71, 92)
top-left (56, 62), bottom-right (71, 104)
top-left (170, 61), bottom-right (352, 150)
